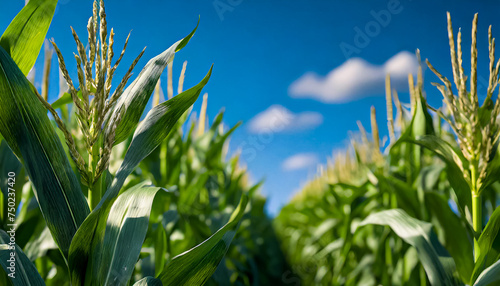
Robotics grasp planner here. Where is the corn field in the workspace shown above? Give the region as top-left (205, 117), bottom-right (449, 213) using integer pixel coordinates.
top-left (1, 0), bottom-right (500, 285)
top-left (276, 13), bottom-right (500, 286)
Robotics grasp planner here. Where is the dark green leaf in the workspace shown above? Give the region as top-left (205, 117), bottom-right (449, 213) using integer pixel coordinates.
top-left (0, 46), bottom-right (90, 257)
top-left (0, 229), bottom-right (45, 285)
top-left (425, 192), bottom-right (474, 282)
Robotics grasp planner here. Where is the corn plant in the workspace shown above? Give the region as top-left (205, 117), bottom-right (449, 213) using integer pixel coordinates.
top-left (0, 0), bottom-right (251, 285)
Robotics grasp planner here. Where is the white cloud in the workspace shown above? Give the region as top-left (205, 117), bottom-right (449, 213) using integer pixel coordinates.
top-left (282, 153), bottom-right (319, 171)
top-left (288, 51), bottom-right (419, 103)
top-left (248, 104), bottom-right (323, 133)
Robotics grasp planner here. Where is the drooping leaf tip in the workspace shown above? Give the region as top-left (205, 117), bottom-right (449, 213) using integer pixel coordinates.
top-left (175, 18), bottom-right (200, 52)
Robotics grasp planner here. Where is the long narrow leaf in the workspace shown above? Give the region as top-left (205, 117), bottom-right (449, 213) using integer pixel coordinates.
top-left (471, 206), bottom-right (500, 283)
top-left (474, 259), bottom-right (500, 286)
top-left (108, 20), bottom-right (199, 145)
top-left (0, 229), bottom-right (45, 285)
top-left (94, 183), bottom-right (164, 285)
top-left (425, 192), bottom-right (474, 282)
top-left (0, 0), bottom-right (57, 76)
top-left (408, 135), bottom-right (471, 218)
top-left (0, 46), bottom-right (90, 257)
top-left (0, 140), bottom-right (23, 214)
top-left (159, 195), bottom-right (248, 286)
top-left (155, 222), bottom-right (167, 277)
top-left (359, 209), bottom-right (461, 286)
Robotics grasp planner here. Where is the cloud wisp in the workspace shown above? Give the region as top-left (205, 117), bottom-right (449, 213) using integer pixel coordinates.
top-left (248, 105), bottom-right (323, 134)
top-left (282, 153), bottom-right (319, 171)
top-left (288, 51), bottom-right (419, 103)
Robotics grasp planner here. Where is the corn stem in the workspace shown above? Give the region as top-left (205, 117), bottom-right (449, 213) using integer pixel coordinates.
top-left (471, 159), bottom-right (481, 261)
top-left (88, 152), bottom-right (94, 211)
top-left (88, 134), bottom-right (104, 210)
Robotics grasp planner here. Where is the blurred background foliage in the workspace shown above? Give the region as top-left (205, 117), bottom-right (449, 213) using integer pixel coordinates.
top-left (274, 64), bottom-right (494, 285)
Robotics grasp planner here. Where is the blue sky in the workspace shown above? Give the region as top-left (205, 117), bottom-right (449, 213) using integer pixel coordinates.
top-left (2, 0), bottom-right (500, 215)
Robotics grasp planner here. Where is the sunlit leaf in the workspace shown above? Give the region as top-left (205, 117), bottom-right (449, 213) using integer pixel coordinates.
top-left (0, 0), bottom-right (57, 75)
top-left (359, 209), bottom-right (462, 286)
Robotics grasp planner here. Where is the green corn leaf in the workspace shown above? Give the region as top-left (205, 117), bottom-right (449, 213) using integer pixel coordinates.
top-left (51, 93), bottom-right (72, 110)
top-left (155, 222), bottom-right (167, 277)
top-left (134, 277), bottom-right (163, 286)
top-left (425, 192), bottom-right (474, 282)
top-left (0, 46), bottom-right (90, 257)
top-left (0, 140), bottom-right (23, 218)
top-left (407, 135), bottom-right (471, 219)
top-left (471, 206), bottom-right (500, 284)
top-left (0, 229), bottom-right (45, 286)
top-left (474, 259), bottom-right (500, 286)
top-left (51, 91), bottom-right (84, 110)
top-left (412, 91), bottom-right (434, 139)
top-left (107, 20), bottom-right (199, 146)
top-left (377, 175), bottom-right (420, 218)
top-left (0, 0), bottom-right (57, 76)
top-left (158, 195), bottom-right (248, 286)
top-left (12, 191), bottom-right (44, 250)
top-left (24, 227), bottom-right (57, 261)
top-left (93, 183), bottom-right (164, 285)
top-left (389, 89), bottom-right (434, 176)
top-left (359, 209), bottom-right (462, 286)
top-left (69, 66), bottom-right (211, 286)
top-left (175, 16), bottom-right (200, 52)
top-left (0, 140), bottom-right (22, 186)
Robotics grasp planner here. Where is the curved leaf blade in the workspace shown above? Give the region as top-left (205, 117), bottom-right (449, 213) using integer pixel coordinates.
top-left (155, 223), bottom-right (167, 277)
top-left (108, 20), bottom-right (199, 145)
top-left (474, 259), bottom-right (500, 286)
top-left (471, 206), bottom-right (500, 284)
top-left (425, 192), bottom-right (474, 282)
top-left (359, 209), bottom-right (461, 286)
top-left (0, 0), bottom-right (58, 76)
top-left (95, 183), bottom-right (164, 285)
top-left (159, 195), bottom-right (248, 286)
top-left (408, 135), bottom-right (471, 217)
top-left (134, 277), bottom-right (163, 286)
top-left (0, 230), bottom-right (45, 286)
top-left (106, 66), bottom-right (212, 202)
